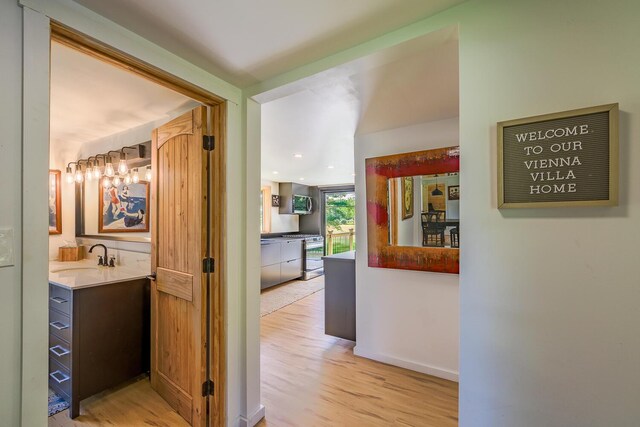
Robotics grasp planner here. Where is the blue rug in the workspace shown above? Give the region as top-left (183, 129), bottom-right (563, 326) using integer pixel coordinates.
top-left (48, 388), bottom-right (70, 417)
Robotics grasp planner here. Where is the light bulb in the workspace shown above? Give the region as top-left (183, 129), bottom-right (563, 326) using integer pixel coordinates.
top-left (105, 161), bottom-right (115, 177)
top-left (113, 175), bottom-right (121, 186)
top-left (65, 166), bottom-right (74, 184)
top-left (124, 173), bottom-right (132, 185)
top-left (85, 168), bottom-right (93, 181)
top-left (132, 168), bottom-right (140, 184)
top-left (74, 167), bottom-right (84, 183)
top-left (102, 176), bottom-right (111, 188)
top-left (145, 166), bottom-right (152, 181)
top-left (93, 165), bottom-right (101, 179)
top-left (118, 159), bottom-right (128, 175)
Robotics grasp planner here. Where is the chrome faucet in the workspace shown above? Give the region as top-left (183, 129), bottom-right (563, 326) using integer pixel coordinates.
top-left (89, 244), bottom-right (111, 267)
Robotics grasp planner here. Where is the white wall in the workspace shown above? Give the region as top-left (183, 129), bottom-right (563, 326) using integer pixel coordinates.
top-left (455, 1), bottom-right (640, 425)
top-left (354, 118), bottom-right (460, 381)
top-left (0, 1), bottom-right (23, 425)
top-left (261, 179), bottom-right (299, 233)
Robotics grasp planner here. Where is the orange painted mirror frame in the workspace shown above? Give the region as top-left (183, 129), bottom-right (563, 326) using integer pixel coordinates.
top-left (365, 146), bottom-right (460, 273)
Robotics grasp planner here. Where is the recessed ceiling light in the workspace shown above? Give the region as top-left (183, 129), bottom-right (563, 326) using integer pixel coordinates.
top-left (352, 173), bottom-right (356, 176)
top-left (294, 154), bottom-right (303, 158)
top-left (299, 177), bottom-right (305, 181)
top-left (272, 171), bottom-right (279, 174)
top-left (327, 165), bottom-right (334, 169)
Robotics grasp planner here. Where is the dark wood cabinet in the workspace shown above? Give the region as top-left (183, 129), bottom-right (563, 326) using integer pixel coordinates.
top-left (48, 278), bottom-right (150, 418)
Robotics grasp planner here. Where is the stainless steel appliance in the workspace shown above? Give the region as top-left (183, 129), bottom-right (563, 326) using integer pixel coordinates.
top-left (281, 234), bottom-right (324, 280)
top-left (292, 195), bottom-right (313, 215)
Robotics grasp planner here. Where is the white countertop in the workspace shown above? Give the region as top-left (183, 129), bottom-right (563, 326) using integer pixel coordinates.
top-left (49, 259), bottom-right (150, 290)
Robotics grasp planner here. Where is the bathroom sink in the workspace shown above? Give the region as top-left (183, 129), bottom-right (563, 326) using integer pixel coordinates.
top-left (50, 266), bottom-right (100, 273)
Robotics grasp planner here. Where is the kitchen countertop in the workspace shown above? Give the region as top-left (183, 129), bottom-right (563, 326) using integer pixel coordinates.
top-left (49, 259), bottom-right (150, 290)
top-left (322, 251), bottom-right (356, 262)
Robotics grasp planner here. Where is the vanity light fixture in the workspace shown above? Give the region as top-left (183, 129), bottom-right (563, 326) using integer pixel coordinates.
top-left (145, 166), bottom-right (152, 181)
top-left (132, 168), bottom-right (140, 184)
top-left (85, 160), bottom-right (94, 182)
top-left (74, 162), bottom-right (84, 183)
top-left (104, 155), bottom-right (115, 177)
top-left (102, 176), bottom-right (111, 188)
top-left (118, 149), bottom-right (129, 175)
top-left (124, 173), bottom-right (132, 185)
top-left (92, 156), bottom-right (102, 179)
top-left (113, 175), bottom-right (121, 186)
top-left (65, 163), bottom-right (75, 184)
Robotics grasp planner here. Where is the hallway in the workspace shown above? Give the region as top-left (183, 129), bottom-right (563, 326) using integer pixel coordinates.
top-left (259, 290), bottom-right (458, 426)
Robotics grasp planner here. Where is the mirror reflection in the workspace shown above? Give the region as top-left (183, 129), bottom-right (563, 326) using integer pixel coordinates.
top-left (387, 173), bottom-right (459, 248)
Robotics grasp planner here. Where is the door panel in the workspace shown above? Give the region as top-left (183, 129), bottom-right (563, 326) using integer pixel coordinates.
top-left (151, 106), bottom-right (208, 426)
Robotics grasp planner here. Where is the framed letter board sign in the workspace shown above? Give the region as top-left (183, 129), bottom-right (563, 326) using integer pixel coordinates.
top-left (498, 103), bottom-right (618, 208)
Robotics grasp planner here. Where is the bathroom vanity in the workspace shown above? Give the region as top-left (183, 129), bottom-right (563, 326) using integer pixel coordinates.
top-left (48, 261), bottom-right (150, 418)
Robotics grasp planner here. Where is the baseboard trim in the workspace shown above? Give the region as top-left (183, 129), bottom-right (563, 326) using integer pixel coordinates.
top-left (237, 404), bottom-right (266, 427)
top-left (353, 346), bottom-right (459, 382)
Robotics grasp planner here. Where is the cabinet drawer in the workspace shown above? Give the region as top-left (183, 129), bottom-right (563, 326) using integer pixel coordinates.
top-left (281, 240), bottom-right (302, 262)
top-left (49, 309), bottom-right (71, 342)
top-left (281, 258), bottom-right (302, 282)
top-left (261, 243), bottom-right (281, 267)
top-left (49, 358), bottom-right (72, 398)
top-left (49, 334), bottom-right (71, 369)
top-left (49, 284), bottom-right (71, 315)
top-left (260, 264), bottom-right (281, 289)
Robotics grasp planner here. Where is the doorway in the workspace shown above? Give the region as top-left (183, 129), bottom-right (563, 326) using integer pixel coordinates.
top-left (44, 22), bottom-right (226, 427)
top-left (322, 187), bottom-right (356, 255)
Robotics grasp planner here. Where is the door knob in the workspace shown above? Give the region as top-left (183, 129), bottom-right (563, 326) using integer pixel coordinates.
top-left (147, 273), bottom-right (157, 281)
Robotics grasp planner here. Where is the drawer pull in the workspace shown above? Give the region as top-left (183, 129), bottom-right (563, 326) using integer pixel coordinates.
top-left (50, 296), bottom-right (68, 304)
top-left (49, 321), bottom-right (69, 330)
top-left (50, 370), bottom-right (70, 384)
top-left (49, 345), bottom-right (70, 357)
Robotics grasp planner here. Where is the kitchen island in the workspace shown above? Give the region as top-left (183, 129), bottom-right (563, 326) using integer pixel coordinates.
top-left (322, 251), bottom-right (356, 341)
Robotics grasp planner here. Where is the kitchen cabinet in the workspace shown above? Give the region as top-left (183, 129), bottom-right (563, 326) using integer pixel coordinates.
top-left (260, 239), bottom-right (303, 289)
top-left (48, 279), bottom-right (149, 418)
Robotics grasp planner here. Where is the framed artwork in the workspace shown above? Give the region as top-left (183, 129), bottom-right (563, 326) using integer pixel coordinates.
top-left (401, 176), bottom-right (414, 219)
top-left (271, 195), bottom-right (280, 207)
top-left (448, 185), bottom-right (460, 200)
top-left (99, 181), bottom-right (150, 233)
top-left (49, 170), bottom-right (62, 235)
top-left (366, 146), bottom-right (460, 274)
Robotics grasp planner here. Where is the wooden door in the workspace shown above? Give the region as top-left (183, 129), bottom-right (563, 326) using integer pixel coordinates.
top-left (150, 106), bottom-right (212, 426)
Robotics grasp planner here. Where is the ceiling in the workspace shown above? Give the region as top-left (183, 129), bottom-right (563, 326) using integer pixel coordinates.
top-left (50, 42), bottom-right (196, 158)
top-left (73, 0), bottom-right (465, 87)
top-left (261, 28), bottom-right (459, 186)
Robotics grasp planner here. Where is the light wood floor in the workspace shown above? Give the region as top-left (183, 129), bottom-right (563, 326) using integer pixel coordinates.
top-left (48, 376), bottom-right (188, 427)
top-left (258, 289), bottom-right (458, 427)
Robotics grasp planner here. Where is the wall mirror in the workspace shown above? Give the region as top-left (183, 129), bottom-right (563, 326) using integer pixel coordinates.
top-left (366, 146), bottom-right (459, 273)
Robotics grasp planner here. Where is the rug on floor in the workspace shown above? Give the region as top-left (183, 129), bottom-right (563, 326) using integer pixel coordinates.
top-left (48, 388), bottom-right (70, 417)
top-left (261, 277), bottom-right (324, 317)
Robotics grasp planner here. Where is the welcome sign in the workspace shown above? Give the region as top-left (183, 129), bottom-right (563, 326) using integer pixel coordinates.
top-left (498, 104), bottom-right (618, 208)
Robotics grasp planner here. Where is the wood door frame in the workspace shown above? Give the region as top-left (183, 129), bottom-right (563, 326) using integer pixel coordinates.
top-left (50, 22), bottom-right (227, 426)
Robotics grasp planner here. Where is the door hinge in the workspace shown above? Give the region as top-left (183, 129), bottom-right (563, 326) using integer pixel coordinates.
top-left (203, 257), bottom-right (215, 274)
top-left (203, 135), bottom-right (215, 151)
top-left (202, 379), bottom-right (215, 397)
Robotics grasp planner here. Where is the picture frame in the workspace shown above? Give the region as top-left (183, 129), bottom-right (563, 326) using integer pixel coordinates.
top-left (498, 103), bottom-right (618, 208)
top-left (49, 170), bottom-right (62, 235)
top-left (366, 146), bottom-right (460, 274)
top-left (448, 185), bottom-right (459, 200)
top-left (271, 195), bottom-right (280, 207)
top-left (401, 176), bottom-right (414, 219)
top-left (98, 181), bottom-right (150, 233)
